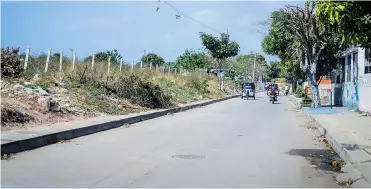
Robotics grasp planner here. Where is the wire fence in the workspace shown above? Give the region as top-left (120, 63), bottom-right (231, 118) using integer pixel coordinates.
top-left (19, 46), bottom-right (201, 80)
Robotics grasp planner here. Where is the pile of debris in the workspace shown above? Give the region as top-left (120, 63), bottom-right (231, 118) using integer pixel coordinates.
top-left (1, 78), bottom-right (94, 129)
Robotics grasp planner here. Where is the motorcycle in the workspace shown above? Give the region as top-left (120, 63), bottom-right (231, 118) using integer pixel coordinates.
top-left (270, 91), bottom-right (277, 104)
top-left (267, 87), bottom-right (271, 96)
top-left (284, 90), bottom-right (289, 96)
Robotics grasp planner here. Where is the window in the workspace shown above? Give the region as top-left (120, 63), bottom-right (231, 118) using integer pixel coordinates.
top-left (366, 48), bottom-right (371, 74)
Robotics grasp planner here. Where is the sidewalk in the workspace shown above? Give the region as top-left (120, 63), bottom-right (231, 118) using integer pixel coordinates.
top-left (290, 95), bottom-right (371, 187)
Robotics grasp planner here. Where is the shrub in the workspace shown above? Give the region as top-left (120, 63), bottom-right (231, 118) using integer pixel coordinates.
top-left (34, 76), bottom-right (57, 90)
top-left (295, 86), bottom-right (304, 98)
top-left (1, 47), bottom-right (23, 78)
top-left (105, 75), bottom-right (173, 109)
top-left (233, 80), bottom-right (243, 88)
top-left (185, 73), bottom-right (210, 94)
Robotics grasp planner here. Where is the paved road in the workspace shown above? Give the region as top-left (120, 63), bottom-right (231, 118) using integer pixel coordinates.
top-left (1, 93), bottom-right (340, 188)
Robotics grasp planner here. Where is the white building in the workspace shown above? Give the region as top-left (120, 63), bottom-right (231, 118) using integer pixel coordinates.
top-left (331, 47), bottom-right (371, 113)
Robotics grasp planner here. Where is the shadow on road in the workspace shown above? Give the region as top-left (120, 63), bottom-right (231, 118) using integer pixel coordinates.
top-left (286, 149), bottom-right (343, 173)
top-left (265, 102), bottom-right (281, 104)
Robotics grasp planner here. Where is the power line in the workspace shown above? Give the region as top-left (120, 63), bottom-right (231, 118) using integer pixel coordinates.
top-left (162, 1), bottom-right (221, 33)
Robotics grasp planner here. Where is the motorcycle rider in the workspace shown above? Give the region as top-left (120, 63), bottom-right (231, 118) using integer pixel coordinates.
top-left (284, 85), bottom-right (289, 95)
top-left (266, 83), bottom-right (270, 95)
top-left (270, 80), bottom-right (278, 99)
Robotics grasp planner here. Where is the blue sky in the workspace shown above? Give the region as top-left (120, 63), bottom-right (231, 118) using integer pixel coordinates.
top-left (1, 1), bottom-right (300, 63)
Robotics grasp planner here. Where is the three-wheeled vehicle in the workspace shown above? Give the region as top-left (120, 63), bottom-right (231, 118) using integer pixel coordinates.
top-left (241, 82), bottom-right (255, 99)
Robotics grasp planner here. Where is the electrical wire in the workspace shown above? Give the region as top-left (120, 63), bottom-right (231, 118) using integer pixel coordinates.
top-left (162, 1), bottom-right (221, 33)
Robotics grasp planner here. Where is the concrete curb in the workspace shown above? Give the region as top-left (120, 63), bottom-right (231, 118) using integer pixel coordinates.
top-left (290, 95), bottom-right (371, 164)
top-left (289, 95), bottom-right (302, 109)
top-left (290, 95), bottom-right (352, 163)
top-left (289, 95), bottom-right (371, 187)
top-left (1, 95), bottom-right (239, 155)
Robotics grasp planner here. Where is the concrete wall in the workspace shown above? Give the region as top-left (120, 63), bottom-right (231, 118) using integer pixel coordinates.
top-left (358, 75), bottom-right (371, 113)
top-left (357, 48), bottom-right (371, 113)
top-left (343, 82), bottom-right (356, 109)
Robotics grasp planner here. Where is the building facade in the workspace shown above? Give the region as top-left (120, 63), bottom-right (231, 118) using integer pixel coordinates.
top-left (331, 47), bottom-right (371, 113)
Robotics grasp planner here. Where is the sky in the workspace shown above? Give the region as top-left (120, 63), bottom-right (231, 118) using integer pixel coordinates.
top-left (1, 1), bottom-right (301, 63)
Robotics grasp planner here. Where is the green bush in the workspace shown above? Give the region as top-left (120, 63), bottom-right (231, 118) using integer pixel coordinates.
top-left (186, 73), bottom-right (210, 94)
top-left (295, 86), bottom-right (304, 98)
top-left (233, 80), bottom-right (243, 88)
top-left (34, 76), bottom-right (57, 90)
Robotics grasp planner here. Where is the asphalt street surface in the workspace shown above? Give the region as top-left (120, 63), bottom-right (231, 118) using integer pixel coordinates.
top-left (1, 93), bottom-right (341, 188)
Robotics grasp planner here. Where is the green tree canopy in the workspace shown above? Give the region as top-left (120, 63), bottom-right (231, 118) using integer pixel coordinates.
top-left (84, 49), bottom-right (122, 63)
top-left (175, 49), bottom-right (206, 70)
top-left (316, 1), bottom-right (371, 48)
top-left (140, 53), bottom-right (165, 67)
top-left (268, 61), bottom-right (282, 79)
top-left (234, 53), bottom-right (269, 81)
top-left (199, 32), bottom-right (240, 69)
top-left (262, 1), bottom-right (348, 107)
top-left (164, 61), bottom-right (176, 68)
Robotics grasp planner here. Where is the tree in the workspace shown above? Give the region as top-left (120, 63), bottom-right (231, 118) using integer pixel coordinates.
top-left (280, 2), bottom-right (346, 107)
top-left (53, 53), bottom-right (61, 58)
top-left (140, 53), bottom-right (165, 67)
top-left (84, 49), bottom-right (122, 63)
top-left (316, 1), bottom-right (371, 48)
top-left (262, 9), bottom-right (306, 85)
top-left (199, 32), bottom-right (240, 69)
top-left (268, 61), bottom-right (282, 79)
top-left (234, 53), bottom-right (269, 81)
top-left (175, 49), bottom-right (206, 70)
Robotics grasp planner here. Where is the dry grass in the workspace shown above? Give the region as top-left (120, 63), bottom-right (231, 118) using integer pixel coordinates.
top-left (2, 57), bottom-right (239, 129)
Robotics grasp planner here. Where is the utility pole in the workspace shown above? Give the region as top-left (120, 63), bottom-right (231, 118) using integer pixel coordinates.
top-left (252, 53), bottom-right (257, 82)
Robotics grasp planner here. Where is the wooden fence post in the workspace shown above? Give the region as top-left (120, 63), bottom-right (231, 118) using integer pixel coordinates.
top-left (131, 61), bottom-right (134, 74)
top-left (107, 56), bottom-right (111, 76)
top-left (72, 51), bottom-right (76, 70)
top-left (91, 53), bottom-right (95, 71)
top-left (59, 51), bottom-right (63, 73)
top-left (120, 58), bottom-right (123, 72)
top-left (44, 48), bottom-right (52, 73)
top-left (24, 46), bottom-right (30, 70)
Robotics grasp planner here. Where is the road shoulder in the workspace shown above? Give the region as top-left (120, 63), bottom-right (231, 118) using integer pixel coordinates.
top-left (1, 94), bottom-right (239, 155)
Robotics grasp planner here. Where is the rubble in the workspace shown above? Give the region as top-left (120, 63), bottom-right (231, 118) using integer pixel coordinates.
top-left (1, 79), bottom-right (91, 128)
